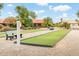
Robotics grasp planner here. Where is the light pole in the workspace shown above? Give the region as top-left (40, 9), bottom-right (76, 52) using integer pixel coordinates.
top-left (16, 17), bottom-right (21, 45)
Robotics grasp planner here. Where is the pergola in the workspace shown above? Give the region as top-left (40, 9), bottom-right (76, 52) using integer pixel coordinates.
top-left (16, 17), bottom-right (21, 45)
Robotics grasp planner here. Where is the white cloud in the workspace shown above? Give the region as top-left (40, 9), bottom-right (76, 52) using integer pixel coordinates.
top-left (56, 13), bottom-right (68, 19)
top-left (56, 16), bottom-right (62, 19)
top-left (8, 12), bottom-right (14, 16)
top-left (33, 10), bottom-right (45, 15)
top-left (39, 10), bottom-right (45, 13)
top-left (7, 4), bottom-right (13, 7)
top-left (49, 5), bottom-right (53, 10)
top-left (33, 10), bottom-right (38, 14)
top-left (42, 16), bottom-right (48, 18)
top-left (62, 13), bottom-right (68, 17)
top-left (8, 12), bottom-right (12, 14)
top-left (50, 5), bottom-right (72, 12)
top-left (36, 3), bottom-right (48, 6)
top-left (56, 17), bottom-right (59, 19)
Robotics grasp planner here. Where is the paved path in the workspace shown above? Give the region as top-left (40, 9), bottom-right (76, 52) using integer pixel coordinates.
top-left (52, 30), bottom-right (79, 56)
top-left (0, 30), bottom-right (79, 56)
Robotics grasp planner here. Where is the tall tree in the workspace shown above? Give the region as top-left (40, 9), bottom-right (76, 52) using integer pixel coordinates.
top-left (16, 6), bottom-right (36, 27)
top-left (60, 18), bottom-right (63, 23)
top-left (76, 11), bottom-right (79, 18)
top-left (29, 11), bottom-right (37, 19)
top-left (43, 17), bottom-right (53, 27)
top-left (0, 3), bottom-right (3, 15)
top-left (16, 6), bottom-right (29, 27)
top-left (76, 11), bottom-right (79, 25)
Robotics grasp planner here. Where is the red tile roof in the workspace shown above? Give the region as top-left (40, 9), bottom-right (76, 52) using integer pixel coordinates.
top-left (0, 17), bottom-right (16, 24)
top-left (32, 19), bottom-right (44, 24)
top-left (63, 20), bottom-right (78, 24)
top-left (0, 19), bottom-right (44, 24)
top-left (4, 17), bottom-right (16, 24)
top-left (0, 19), bottom-right (5, 24)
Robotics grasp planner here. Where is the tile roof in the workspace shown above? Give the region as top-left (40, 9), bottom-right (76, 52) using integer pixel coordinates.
top-left (0, 17), bottom-right (16, 24)
top-left (32, 19), bottom-right (44, 24)
top-left (63, 20), bottom-right (78, 24)
top-left (0, 19), bottom-right (5, 23)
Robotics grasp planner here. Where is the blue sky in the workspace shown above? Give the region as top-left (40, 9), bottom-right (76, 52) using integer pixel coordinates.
top-left (0, 3), bottom-right (79, 23)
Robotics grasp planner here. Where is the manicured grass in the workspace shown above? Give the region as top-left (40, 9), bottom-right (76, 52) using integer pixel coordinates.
top-left (21, 30), bottom-right (70, 47)
top-left (0, 32), bottom-right (5, 37)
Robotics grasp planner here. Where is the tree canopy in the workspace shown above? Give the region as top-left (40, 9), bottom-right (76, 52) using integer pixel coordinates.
top-left (76, 11), bottom-right (79, 18)
top-left (0, 3), bottom-right (3, 15)
top-left (42, 17), bottom-right (53, 27)
top-left (0, 3), bottom-right (3, 10)
top-left (16, 6), bottom-right (37, 27)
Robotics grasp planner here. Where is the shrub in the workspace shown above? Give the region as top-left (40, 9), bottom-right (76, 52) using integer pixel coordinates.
top-left (0, 24), bottom-right (4, 29)
top-left (63, 23), bottom-right (70, 29)
top-left (0, 26), bottom-right (16, 32)
top-left (23, 27), bottom-right (33, 30)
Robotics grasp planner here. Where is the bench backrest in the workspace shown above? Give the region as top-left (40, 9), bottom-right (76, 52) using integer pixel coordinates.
top-left (5, 30), bottom-right (17, 36)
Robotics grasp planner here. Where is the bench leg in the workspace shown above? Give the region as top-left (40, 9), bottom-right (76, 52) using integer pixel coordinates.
top-left (20, 34), bottom-right (22, 38)
top-left (10, 36), bottom-right (13, 41)
top-left (6, 36), bottom-right (8, 40)
top-left (15, 35), bottom-right (17, 39)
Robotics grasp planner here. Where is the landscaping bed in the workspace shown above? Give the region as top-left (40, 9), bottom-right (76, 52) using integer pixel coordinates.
top-left (21, 30), bottom-right (70, 47)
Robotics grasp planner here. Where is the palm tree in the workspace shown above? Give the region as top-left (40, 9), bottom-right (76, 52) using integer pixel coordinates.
top-left (76, 11), bottom-right (79, 18)
top-left (0, 3), bottom-right (3, 15)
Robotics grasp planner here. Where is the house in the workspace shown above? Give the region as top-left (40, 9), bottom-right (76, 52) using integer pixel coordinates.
top-left (62, 20), bottom-right (79, 29)
top-left (0, 17), bottom-right (16, 26)
top-left (4, 17), bottom-right (16, 24)
top-left (0, 19), bottom-right (5, 24)
top-left (0, 18), bottom-right (44, 27)
top-left (32, 19), bottom-right (44, 27)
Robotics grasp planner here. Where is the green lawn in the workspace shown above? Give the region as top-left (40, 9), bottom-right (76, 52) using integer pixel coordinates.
top-left (0, 32), bottom-right (5, 37)
top-left (21, 30), bottom-right (70, 47)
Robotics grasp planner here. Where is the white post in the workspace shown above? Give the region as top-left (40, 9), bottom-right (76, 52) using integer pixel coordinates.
top-left (17, 21), bottom-right (21, 45)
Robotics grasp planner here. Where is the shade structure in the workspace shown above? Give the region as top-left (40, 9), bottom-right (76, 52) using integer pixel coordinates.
top-left (16, 21), bottom-right (21, 45)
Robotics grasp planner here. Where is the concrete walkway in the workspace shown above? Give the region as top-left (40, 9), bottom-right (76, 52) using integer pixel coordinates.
top-left (52, 30), bottom-right (79, 56)
top-left (0, 30), bottom-right (79, 56)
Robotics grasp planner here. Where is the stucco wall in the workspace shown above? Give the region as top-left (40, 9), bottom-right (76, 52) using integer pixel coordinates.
top-left (70, 24), bottom-right (79, 29)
